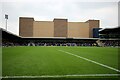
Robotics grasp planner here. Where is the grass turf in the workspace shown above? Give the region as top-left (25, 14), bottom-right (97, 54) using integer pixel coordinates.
top-left (2, 46), bottom-right (119, 78)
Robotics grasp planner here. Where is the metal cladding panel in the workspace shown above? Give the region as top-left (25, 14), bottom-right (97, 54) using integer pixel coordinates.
top-left (68, 22), bottom-right (89, 38)
top-left (19, 17), bottom-right (34, 37)
top-left (54, 19), bottom-right (68, 37)
top-left (93, 28), bottom-right (101, 38)
top-left (86, 20), bottom-right (100, 38)
top-left (33, 21), bottom-right (54, 37)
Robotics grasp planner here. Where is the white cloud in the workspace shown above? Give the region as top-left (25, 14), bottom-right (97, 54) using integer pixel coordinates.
top-left (1, 0), bottom-right (120, 2)
top-left (0, 1), bottom-right (119, 35)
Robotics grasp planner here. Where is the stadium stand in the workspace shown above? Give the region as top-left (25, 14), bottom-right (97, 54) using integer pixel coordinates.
top-left (1, 28), bottom-right (98, 47)
top-left (99, 27), bottom-right (120, 47)
top-left (99, 27), bottom-right (120, 39)
top-left (1, 27), bottom-right (120, 47)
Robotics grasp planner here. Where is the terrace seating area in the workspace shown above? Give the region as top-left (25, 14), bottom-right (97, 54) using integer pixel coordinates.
top-left (1, 28), bottom-right (119, 47)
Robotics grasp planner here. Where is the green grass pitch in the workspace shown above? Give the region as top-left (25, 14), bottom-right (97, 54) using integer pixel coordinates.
top-left (2, 46), bottom-right (119, 78)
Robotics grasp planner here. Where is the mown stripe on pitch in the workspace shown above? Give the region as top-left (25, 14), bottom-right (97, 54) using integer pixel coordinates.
top-left (58, 50), bottom-right (120, 72)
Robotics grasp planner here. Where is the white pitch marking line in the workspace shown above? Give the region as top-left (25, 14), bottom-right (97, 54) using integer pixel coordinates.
top-left (58, 50), bottom-right (120, 73)
top-left (2, 74), bottom-right (120, 78)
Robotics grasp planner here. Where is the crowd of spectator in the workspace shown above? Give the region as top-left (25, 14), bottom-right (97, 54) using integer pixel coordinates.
top-left (33, 42), bottom-right (97, 46)
top-left (2, 40), bottom-right (27, 47)
top-left (2, 40), bottom-right (97, 47)
top-left (2, 39), bottom-right (119, 47)
top-left (101, 40), bottom-right (120, 47)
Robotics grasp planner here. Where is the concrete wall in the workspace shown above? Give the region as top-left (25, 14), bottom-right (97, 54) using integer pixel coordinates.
top-left (19, 17), bottom-right (34, 37)
top-left (68, 22), bottom-right (89, 38)
top-left (33, 21), bottom-right (54, 37)
top-left (53, 19), bottom-right (67, 37)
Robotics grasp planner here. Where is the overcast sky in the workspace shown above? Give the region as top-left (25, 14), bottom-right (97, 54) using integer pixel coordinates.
top-left (0, 0), bottom-right (119, 35)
